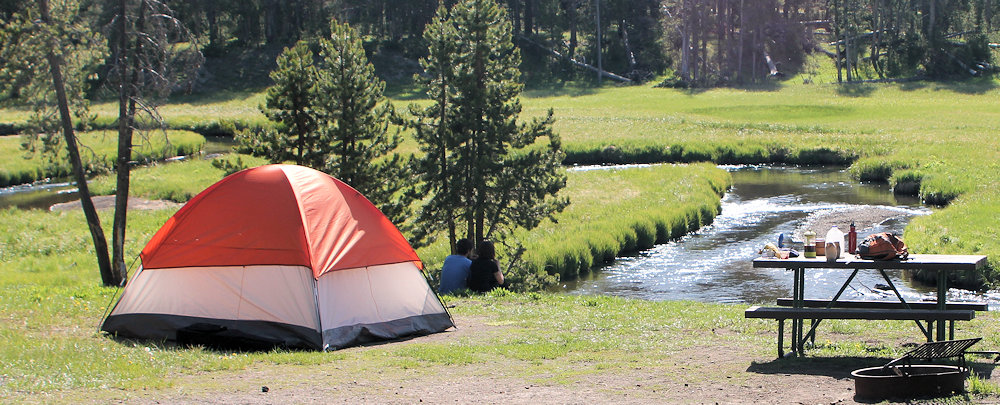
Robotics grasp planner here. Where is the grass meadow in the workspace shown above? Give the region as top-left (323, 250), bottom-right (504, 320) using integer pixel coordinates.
top-left (1, 77), bottom-right (997, 280)
top-left (2, 74), bottom-right (1000, 399)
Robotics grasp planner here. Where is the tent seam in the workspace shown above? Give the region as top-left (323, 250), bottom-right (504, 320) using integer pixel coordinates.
top-left (281, 165), bottom-right (317, 279)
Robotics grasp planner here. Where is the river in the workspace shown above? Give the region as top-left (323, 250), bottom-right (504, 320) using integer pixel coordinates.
top-left (557, 165), bottom-right (995, 306)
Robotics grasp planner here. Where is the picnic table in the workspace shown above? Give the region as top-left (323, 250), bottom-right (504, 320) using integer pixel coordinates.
top-left (746, 254), bottom-right (988, 357)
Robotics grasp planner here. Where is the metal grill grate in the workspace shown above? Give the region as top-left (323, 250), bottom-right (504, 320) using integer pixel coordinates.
top-left (884, 338), bottom-right (982, 370)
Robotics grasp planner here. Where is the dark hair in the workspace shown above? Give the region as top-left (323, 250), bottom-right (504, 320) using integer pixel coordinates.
top-left (476, 240), bottom-right (495, 260)
top-left (455, 238), bottom-right (473, 255)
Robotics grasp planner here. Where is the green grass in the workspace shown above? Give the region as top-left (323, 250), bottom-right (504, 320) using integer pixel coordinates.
top-left (3, 220), bottom-right (1000, 403)
top-left (3, 201), bottom-right (1000, 399)
top-left (0, 130), bottom-right (206, 187)
top-left (2, 75), bottom-right (999, 284)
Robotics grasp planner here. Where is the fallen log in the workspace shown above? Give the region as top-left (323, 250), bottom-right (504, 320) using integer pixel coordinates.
top-left (517, 35), bottom-right (632, 83)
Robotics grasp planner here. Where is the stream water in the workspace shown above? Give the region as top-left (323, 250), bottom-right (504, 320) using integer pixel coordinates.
top-left (2, 159), bottom-right (995, 306)
top-left (0, 136), bottom-right (234, 210)
top-left (557, 165), bottom-right (995, 306)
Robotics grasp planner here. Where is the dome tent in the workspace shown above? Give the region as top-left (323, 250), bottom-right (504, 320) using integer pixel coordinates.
top-left (101, 164), bottom-right (453, 350)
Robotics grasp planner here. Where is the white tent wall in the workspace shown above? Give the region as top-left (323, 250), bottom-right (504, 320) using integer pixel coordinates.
top-left (102, 265), bottom-right (323, 349)
top-left (318, 262), bottom-right (453, 350)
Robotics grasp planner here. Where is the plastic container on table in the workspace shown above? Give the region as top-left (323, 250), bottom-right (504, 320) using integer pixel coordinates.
top-left (825, 226), bottom-right (844, 261)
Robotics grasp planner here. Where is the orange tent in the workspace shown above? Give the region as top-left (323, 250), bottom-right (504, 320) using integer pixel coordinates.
top-left (102, 164), bottom-right (452, 350)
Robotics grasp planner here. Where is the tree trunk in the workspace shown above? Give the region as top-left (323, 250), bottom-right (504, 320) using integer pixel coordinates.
top-left (679, 0), bottom-right (691, 81)
top-left (737, 0), bottom-right (744, 83)
top-left (566, 0), bottom-right (578, 58)
top-left (207, 3), bottom-right (219, 48)
top-left (524, 0), bottom-right (535, 35)
top-left (620, 19), bottom-right (636, 73)
top-left (832, 0), bottom-right (843, 83)
top-left (39, 0), bottom-right (114, 285)
top-left (509, 0), bottom-right (521, 35)
top-left (112, 0), bottom-right (138, 286)
top-left (595, 0), bottom-right (602, 83)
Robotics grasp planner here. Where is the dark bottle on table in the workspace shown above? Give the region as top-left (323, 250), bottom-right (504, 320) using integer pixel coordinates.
top-left (848, 221), bottom-right (857, 254)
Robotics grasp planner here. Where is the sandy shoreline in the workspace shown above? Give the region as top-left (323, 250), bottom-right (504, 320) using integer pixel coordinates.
top-left (794, 205), bottom-right (921, 242)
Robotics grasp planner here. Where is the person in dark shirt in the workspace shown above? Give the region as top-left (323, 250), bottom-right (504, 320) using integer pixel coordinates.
top-left (468, 240), bottom-right (504, 293)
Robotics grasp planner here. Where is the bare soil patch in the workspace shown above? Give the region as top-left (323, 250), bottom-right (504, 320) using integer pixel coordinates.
top-left (49, 196), bottom-right (181, 211)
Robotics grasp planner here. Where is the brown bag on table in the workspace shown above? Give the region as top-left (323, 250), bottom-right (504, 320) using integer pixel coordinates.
top-left (857, 232), bottom-right (909, 260)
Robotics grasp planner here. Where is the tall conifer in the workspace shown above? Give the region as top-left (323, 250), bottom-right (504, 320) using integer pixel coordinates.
top-left (410, 0), bottom-right (568, 267)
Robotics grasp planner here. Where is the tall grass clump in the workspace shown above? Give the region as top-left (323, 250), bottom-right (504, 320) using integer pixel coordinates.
top-left (515, 163), bottom-right (730, 289)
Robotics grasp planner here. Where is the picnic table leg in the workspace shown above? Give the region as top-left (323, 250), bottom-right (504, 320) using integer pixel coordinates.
top-left (937, 270), bottom-right (948, 341)
top-left (794, 268), bottom-right (805, 355)
top-left (778, 319), bottom-right (785, 358)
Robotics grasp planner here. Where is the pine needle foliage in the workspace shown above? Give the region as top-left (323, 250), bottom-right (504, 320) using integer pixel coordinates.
top-left (407, 0), bottom-right (568, 257)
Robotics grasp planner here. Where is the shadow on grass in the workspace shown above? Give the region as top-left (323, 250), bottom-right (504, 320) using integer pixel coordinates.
top-left (729, 79), bottom-right (785, 93)
top-left (521, 83), bottom-right (600, 98)
top-left (835, 83), bottom-right (878, 97)
top-left (931, 78), bottom-right (999, 95)
top-left (898, 77), bottom-right (998, 94)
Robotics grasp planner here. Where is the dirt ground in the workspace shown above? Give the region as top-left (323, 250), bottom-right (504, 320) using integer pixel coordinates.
top-left (49, 196), bottom-right (182, 211)
top-left (40, 312), bottom-right (998, 405)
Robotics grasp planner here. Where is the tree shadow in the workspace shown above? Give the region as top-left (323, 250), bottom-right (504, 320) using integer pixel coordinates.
top-left (747, 355), bottom-right (887, 379)
top-left (930, 79), bottom-right (999, 95)
top-left (898, 81), bottom-right (929, 92)
top-left (730, 79), bottom-right (785, 93)
top-left (835, 83), bottom-right (877, 97)
top-left (522, 83), bottom-right (599, 98)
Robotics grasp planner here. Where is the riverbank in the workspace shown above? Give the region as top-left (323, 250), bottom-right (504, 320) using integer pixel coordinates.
top-left (5, 293), bottom-right (999, 403)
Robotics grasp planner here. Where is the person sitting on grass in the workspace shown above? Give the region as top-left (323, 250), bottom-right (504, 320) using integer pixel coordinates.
top-left (468, 240), bottom-right (505, 293)
top-left (438, 238), bottom-right (474, 294)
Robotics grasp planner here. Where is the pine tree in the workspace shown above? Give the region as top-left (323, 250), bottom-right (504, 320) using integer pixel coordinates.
top-left (241, 20), bottom-right (414, 226)
top-left (407, 5), bottom-right (462, 250)
top-left (316, 20), bottom-right (414, 225)
top-left (246, 41), bottom-right (323, 167)
top-left (410, 0), bottom-right (568, 273)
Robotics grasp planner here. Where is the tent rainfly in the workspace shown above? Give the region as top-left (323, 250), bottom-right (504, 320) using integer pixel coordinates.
top-left (101, 164), bottom-right (453, 350)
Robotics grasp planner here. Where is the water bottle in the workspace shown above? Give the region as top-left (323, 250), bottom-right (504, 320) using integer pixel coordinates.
top-left (848, 222), bottom-right (857, 254)
top-left (825, 226), bottom-right (844, 262)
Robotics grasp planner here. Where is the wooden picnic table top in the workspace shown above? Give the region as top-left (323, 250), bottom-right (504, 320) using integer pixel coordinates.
top-left (752, 254), bottom-right (987, 271)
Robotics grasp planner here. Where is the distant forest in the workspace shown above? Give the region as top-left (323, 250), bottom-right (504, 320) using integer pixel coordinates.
top-left (3, 0), bottom-right (999, 87)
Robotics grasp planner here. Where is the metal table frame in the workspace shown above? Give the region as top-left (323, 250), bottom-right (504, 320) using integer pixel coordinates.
top-left (753, 254), bottom-right (987, 355)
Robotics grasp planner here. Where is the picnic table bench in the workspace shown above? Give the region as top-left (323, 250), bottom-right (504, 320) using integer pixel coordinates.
top-left (747, 254), bottom-right (988, 358)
